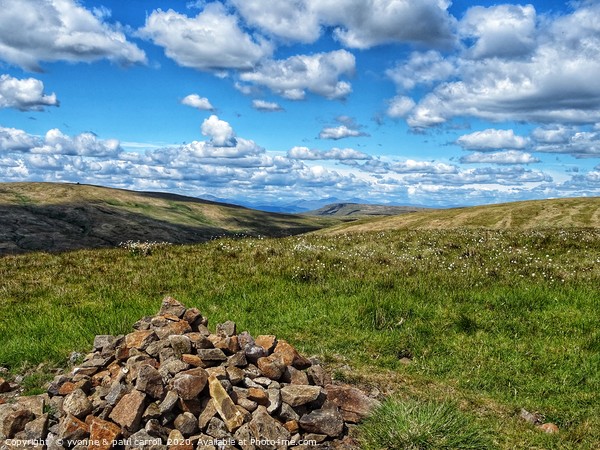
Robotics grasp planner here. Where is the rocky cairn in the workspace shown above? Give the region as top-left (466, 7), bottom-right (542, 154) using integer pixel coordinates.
top-left (0, 297), bottom-right (379, 449)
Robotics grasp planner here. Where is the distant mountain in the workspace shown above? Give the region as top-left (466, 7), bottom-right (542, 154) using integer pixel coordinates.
top-left (317, 197), bottom-right (600, 234)
top-left (303, 202), bottom-right (429, 218)
top-left (0, 182), bottom-right (339, 255)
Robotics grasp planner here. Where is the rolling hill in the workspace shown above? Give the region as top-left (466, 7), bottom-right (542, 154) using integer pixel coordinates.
top-left (303, 202), bottom-right (429, 218)
top-left (317, 197), bottom-right (600, 234)
top-left (0, 182), bottom-right (338, 255)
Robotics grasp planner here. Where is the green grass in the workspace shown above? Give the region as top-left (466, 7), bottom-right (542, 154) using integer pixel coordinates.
top-left (358, 398), bottom-right (495, 449)
top-left (0, 227), bottom-right (599, 448)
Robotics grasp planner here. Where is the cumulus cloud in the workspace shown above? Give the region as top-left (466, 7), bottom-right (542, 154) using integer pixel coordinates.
top-left (402, 166), bottom-right (551, 186)
top-left (0, 0), bottom-right (146, 70)
top-left (318, 125), bottom-right (367, 140)
top-left (181, 94), bottom-right (214, 111)
top-left (387, 96), bottom-right (416, 119)
top-left (32, 129), bottom-right (122, 157)
top-left (386, 51), bottom-right (456, 91)
top-left (460, 150), bottom-right (540, 165)
top-left (288, 146), bottom-right (371, 161)
top-left (252, 100), bottom-right (283, 112)
top-left (400, 3), bottom-right (600, 128)
top-left (457, 129), bottom-right (528, 151)
top-left (200, 115), bottom-right (237, 147)
top-left (0, 126), bottom-right (42, 151)
top-left (531, 128), bottom-right (600, 158)
top-left (139, 4), bottom-right (272, 71)
top-left (0, 75), bottom-right (59, 111)
top-left (239, 50), bottom-right (355, 100)
top-left (459, 4), bottom-right (537, 59)
top-left (231, 0), bottom-right (455, 49)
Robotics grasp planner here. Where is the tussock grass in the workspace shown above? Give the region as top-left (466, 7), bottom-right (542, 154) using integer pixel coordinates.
top-left (0, 227), bottom-right (599, 448)
top-left (359, 398), bottom-right (495, 449)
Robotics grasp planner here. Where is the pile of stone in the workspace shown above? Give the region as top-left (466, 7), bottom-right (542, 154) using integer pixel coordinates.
top-left (1, 297), bottom-right (380, 449)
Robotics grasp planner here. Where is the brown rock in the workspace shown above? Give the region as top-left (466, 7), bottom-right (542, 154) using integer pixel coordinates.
top-left (156, 320), bottom-right (192, 339)
top-left (89, 417), bottom-right (121, 450)
top-left (23, 414), bottom-right (48, 440)
top-left (168, 335), bottom-right (192, 356)
top-left (183, 307), bottom-right (204, 326)
top-left (283, 420), bottom-right (299, 434)
top-left (216, 321), bottom-right (237, 337)
top-left (125, 330), bottom-right (157, 351)
top-left (247, 388), bottom-right (269, 406)
top-left (136, 365), bottom-right (165, 399)
top-left (226, 367), bottom-right (245, 385)
top-left (272, 340), bottom-right (311, 369)
top-left (159, 296), bottom-right (187, 318)
top-left (2, 409), bottom-right (35, 438)
top-left (198, 398), bottom-right (218, 431)
top-left (281, 366), bottom-right (309, 385)
top-left (208, 375), bottom-right (245, 432)
top-left (58, 413), bottom-right (89, 441)
top-left (197, 348), bottom-right (228, 362)
top-left (171, 369), bottom-right (208, 400)
top-left (255, 335), bottom-right (278, 354)
top-left (298, 404), bottom-right (344, 437)
top-left (306, 365), bottom-right (332, 387)
top-left (168, 428), bottom-right (194, 450)
top-left (109, 389), bottom-right (146, 429)
top-left (257, 356), bottom-right (285, 381)
top-left (280, 385), bottom-right (321, 407)
top-left (182, 354), bottom-right (206, 368)
top-left (0, 378), bottom-right (12, 393)
top-left (159, 390), bottom-right (179, 414)
top-left (63, 388), bottom-right (93, 419)
top-left (174, 411), bottom-right (199, 436)
top-left (539, 422), bottom-right (559, 433)
top-left (324, 384), bottom-right (380, 422)
top-left (248, 406), bottom-right (291, 450)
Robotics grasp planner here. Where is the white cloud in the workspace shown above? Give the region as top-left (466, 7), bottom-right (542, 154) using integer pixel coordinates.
top-left (287, 146), bottom-right (370, 160)
top-left (0, 0), bottom-right (146, 70)
top-left (387, 96), bottom-right (416, 119)
top-left (252, 100), bottom-right (283, 112)
top-left (386, 51), bottom-right (456, 91)
top-left (459, 4), bottom-right (537, 59)
top-left (318, 125), bottom-right (367, 140)
top-left (139, 4), bottom-right (272, 72)
top-left (404, 3), bottom-right (600, 128)
top-left (402, 166), bottom-right (550, 186)
top-left (460, 150), bottom-right (540, 165)
top-left (200, 115), bottom-right (237, 147)
top-left (0, 126), bottom-right (42, 151)
top-left (0, 75), bottom-right (58, 111)
top-left (239, 50), bottom-right (355, 100)
top-left (181, 94), bottom-right (214, 111)
top-left (32, 129), bottom-right (122, 157)
top-left (457, 129), bottom-right (528, 151)
top-left (531, 128), bottom-right (600, 158)
top-left (231, 0), bottom-right (455, 49)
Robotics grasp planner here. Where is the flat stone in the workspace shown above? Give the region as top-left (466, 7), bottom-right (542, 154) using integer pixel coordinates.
top-left (298, 404), bottom-right (344, 438)
top-left (159, 296), bottom-right (187, 318)
top-left (58, 413), bottom-right (89, 441)
top-left (226, 352), bottom-right (247, 368)
top-left (88, 417), bottom-right (121, 450)
top-left (255, 335), bottom-right (278, 354)
top-left (171, 369), bottom-right (208, 400)
top-left (2, 409), bottom-right (35, 438)
top-left (182, 307), bottom-right (204, 327)
top-left (182, 354), bottom-right (206, 368)
top-left (208, 375), bottom-right (245, 432)
top-left (159, 390), bottom-right (179, 414)
top-left (63, 388), bottom-right (93, 419)
top-left (168, 335), bottom-right (192, 356)
top-left (281, 366), bottom-right (309, 385)
top-left (174, 412), bottom-right (198, 436)
top-left (226, 367), bottom-right (245, 385)
top-left (109, 389), bottom-right (146, 429)
top-left (248, 406), bottom-right (291, 450)
top-left (324, 384), bottom-right (380, 422)
top-left (23, 414), bottom-right (48, 440)
top-left (266, 388), bottom-right (281, 415)
top-left (306, 365), bottom-right (332, 387)
top-left (280, 385), bottom-right (321, 407)
top-left (105, 381), bottom-right (130, 406)
top-left (273, 340), bottom-right (311, 369)
top-left (126, 429), bottom-right (166, 449)
top-left (257, 356), bottom-right (285, 381)
top-left (216, 321), bottom-right (237, 337)
top-left (136, 365), bottom-right (165, 399)
top-left (198, 398), bottom-right (217, 430)
top-left (197, 348), bottom-right (228, 362)
top-left (125, 330), bottom-right (158, 351)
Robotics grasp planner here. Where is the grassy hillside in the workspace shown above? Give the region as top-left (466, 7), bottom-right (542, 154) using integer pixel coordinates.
top-left (303, 202), bottom-right (429, 217)
top-left (0, 182), bottom-right (337, 254)
top-left (319, 197), bottom-right (600, 234)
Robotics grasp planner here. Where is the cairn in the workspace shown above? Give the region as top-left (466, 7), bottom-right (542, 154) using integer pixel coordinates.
top-left (0, 297), bottom-right (379, 449)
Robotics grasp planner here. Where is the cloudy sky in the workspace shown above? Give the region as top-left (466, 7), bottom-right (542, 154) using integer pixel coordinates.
top-left (1, 0), bottom-right (599, 209)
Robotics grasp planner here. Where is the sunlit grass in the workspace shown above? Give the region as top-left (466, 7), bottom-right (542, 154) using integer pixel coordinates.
top-left (0, 227), bottom-right (598, 448)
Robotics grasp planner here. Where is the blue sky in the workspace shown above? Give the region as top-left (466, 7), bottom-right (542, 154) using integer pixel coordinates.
top-left (1, 0), bottom-right (599, 209)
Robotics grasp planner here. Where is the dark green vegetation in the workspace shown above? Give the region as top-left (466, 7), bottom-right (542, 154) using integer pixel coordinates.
top-left (303, 202), bottom-right (428, 218)
top-left (359, 398), bottom-right (494, 449)
top-left (1, 216), bottom-right (599, 448)
top-left (0, 182), bottom-right (337, 255)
